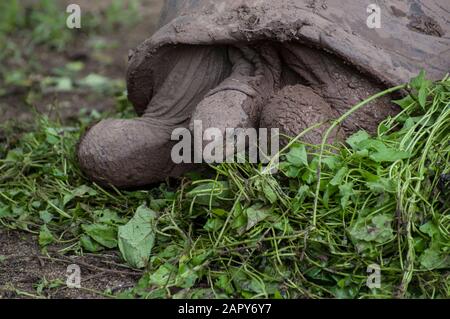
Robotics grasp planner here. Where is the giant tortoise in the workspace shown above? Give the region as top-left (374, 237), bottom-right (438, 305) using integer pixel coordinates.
top-left (77, 0), bottom-right (450, 188)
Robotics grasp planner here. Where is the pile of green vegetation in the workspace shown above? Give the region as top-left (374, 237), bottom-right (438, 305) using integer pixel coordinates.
top-left (0, 72), bottom-right (449, 299)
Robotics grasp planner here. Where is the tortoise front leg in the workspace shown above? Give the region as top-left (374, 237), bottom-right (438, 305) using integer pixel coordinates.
top-left (189, 46), bottom-right (281, 162)
top-left (77, 46), bottom-right (230, 188)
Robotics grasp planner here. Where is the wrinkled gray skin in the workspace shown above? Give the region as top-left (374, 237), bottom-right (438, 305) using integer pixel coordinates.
top-left (77, 0), bottom-right (450, 188)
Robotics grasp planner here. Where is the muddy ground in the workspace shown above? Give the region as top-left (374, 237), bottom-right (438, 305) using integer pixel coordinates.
top-left (0, 0), bottom-right (164, 299)
top-left (0, 229), bottom-right (142, 298)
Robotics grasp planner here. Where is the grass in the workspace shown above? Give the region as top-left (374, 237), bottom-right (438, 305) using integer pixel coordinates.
top-left (1, 72), bottom-right (449, 299)
top-left (0, 0), bottom-right (142, 50)
top-left (0, 0), bottom-right (142, 94)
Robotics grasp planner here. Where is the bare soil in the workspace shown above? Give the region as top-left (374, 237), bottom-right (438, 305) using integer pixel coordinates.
top-left (0, 229), bottom-right (142, 299)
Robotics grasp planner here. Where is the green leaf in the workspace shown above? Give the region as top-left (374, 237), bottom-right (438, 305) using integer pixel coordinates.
top-left (330, 166), bottom-right (348, 186)
top-left (322, 184), bottom-right (336, 209)
top-left (78, 73), bottom-right (111, 91)
top-left (231, 213), bottom-right (247, 233)
top-left (94, 209), bottom-right (126, 225)
top-left (215, 274), bottom-right (234, 294)
top-left (211, 208), bottom-right (228, 217)
top-left (80, 234), bottom-right (104, 252)
top-left (191, 252), bottom-right (210, 266)
top-left (323, 156), bottom-right (340, 170)
top-left (177, 264), bottom-right (199, 289)
top-left (369, 148), bottom-right (411, 163)
top-left (357, 139), bottom-right (388, 152)
top-left (419, 248), bottom-right (447, 270)
top-left (0, 205), bottom-right (11, 218)
top-left (6, 148), bottom-right (24, 161)
top-left (55, 77), bottom-right (72, 91)
top-left (118, 205), bottom-right (157, 268)
top-left (286, 144), bottom-right (308, 167)
top-left (65, 61), bottom-right (84, 72)
top-left (263, 183), bottom-right (277, 204)
top-left (156, 245), bottom-right (183, 261)
top-left (419, 221), bottom-right (440, 240)
top-left (150, 263), bottom-right (176, 286)
top-left (254, 175), bottom-right (279, 204)
top-left (82, 223), bottom-right (118, 249)
top-left (45, 127), bottom-right (60, 145)
top-left (410, 70), bottom-right (426, 90)
top-left (63, 184), bottom-right (97, 206)
top-left (245, 204), bottom-right (271, 231)
top-left (285, 165), bottom-right (301, 178)
top-left (5, 70), bottom-right (29, 86)
top-left (418, 85), bottom-right (428, 108)
top-left (72, 184), bottom-right (97, 197)
top-left (204, 218), bottom-right (224, 232)
top-left (39, 210), bottom-right (54, 223)
top-left (293, 185), bottom-right (310, 208)
top-left (346, 131), bottom-right (370, 150)
top-left (350, 214), bottom-right (394, 244)
top-left (39, 224), bottom-right (54, 247)
top-left (366, 178), bottom-right (396, 193)
top-left (392, 95), bottom-right (415, 109)
top-left (378, 122), bottom-right (390, 135)
top-left (186, 181), bottom-right (230, 206)
top-left (339, 182), bottom-right (354, 209)
top-left (414, 237), bottom-right (427, 253)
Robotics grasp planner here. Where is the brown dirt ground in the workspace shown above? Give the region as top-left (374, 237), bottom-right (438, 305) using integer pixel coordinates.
top-left (0, 229), bottom-right (142, 299)
top-left (0, 0), bottom-right (165, 299)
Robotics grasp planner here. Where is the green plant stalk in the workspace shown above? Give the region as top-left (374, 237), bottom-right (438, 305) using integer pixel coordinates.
top-left (313, 84), bottom-right (407, 226)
